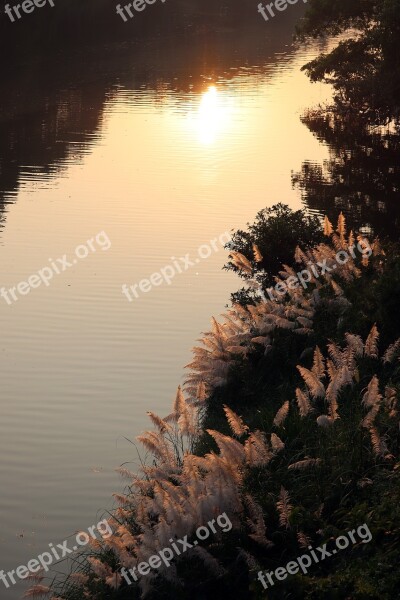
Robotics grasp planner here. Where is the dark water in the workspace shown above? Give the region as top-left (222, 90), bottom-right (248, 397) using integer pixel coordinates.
top-left (293, 111), bottom-right (400, 238)
top-left (0, 7), bottom-right (399, 599)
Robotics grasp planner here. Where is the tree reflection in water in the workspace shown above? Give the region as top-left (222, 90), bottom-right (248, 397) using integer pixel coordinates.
top-left (293, 109), bottom-right (400, 239)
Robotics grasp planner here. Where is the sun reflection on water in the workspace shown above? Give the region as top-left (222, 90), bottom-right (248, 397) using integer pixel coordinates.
top-left (187, 85), bottom-right (235, 146)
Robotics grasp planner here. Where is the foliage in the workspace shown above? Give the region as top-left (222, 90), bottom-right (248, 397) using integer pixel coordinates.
top-left (35, 212), bottom-right (400, 600)
top-left (297, 0), bottom-right (400, 124)
top-left (224, 204), bottom-right (323, 304)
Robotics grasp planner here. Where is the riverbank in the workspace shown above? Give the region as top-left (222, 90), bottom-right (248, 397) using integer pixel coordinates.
top-left (36, 209), bottom-right (400, 599)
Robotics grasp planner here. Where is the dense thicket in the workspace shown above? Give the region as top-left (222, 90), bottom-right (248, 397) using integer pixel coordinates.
top-left (298, 0), bottom-right (400, 124)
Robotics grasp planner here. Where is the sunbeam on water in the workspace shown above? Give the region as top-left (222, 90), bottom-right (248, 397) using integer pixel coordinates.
top-left (187, 85), bottom-right (236, 146)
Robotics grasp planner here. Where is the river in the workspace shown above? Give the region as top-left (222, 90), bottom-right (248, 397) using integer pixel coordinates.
top-left (0, 12), bottom-right (397, 599)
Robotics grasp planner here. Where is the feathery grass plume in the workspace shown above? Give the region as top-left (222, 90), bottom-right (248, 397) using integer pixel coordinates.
top-left (211, 316), bottom-right (228, 343)
top-left (196, 381), bottom-right (207, 402)
top-left (245, 494), bottom-right (272, 547)
top-left (385, 386), bottom-right (397, 401)
top-left (136, 430), bottom-right (170, 461)
top-left (253, 244), bottom-right (263, 263)
top-left (326, 365), bottom-right (353, 419)
top-left (288, 305), bottom-right (315, 319)
top-left (88, 557), bottom-right (113, 580)
top-left (316, 415), bottom-right (334, 427)
top-left (280, 264), bottom-right (298, 279)
top-left (326, 358), bottom-right (337, 380)
top-left (117, 524), bottom-right (136, 548)
top-left (312, 346), bottom-right (325, 379)
top-left (345, 333), bottom-right (364, 357)
top-left (327, 341), bottom-right (346, 368)
top-left (273, 315), bottom-right (296, 330)
top-left (273, 400), bottom-right (290, 427)
top-left (276, 487), bottom-right (292, 529)
top-left (86, 536), bottom-right (103, 551)
top-left (223, 405), bottom-right (249, 437)
top-left (295, 326), bottom-right (314, 336)
top-left (251, 335), bottom-right (270, 346)
top-left (113, 493), bottom-right (133, 507)
top-left (115, 467), bottom-right (137, 480)
top-left (297, 531), bottom-right (312, 549)
top-left (383, 338), bottom-right (400, 363)
top-left (178, 402), bottom-right (197, 436)
top-left (271, 433), bottom-right (285, 453)
top-left (23, 586), bottom-right (51, 598)
top-left (369, 426), bottom-right (388, 456)
top-left (206, 429), bottom-right (246, 465)
top-left (372, 238), bottom-right (385, 257)
top-left (154, 480), bottom-right (183, 510)
top-left (164, 385), bottom-right (189, 423)
top-left (226, 345), bottom-right (248, 355)
top-left (106, 573), bottom-right (122, 590)
top-left (342, 344), bottom-right (358, 374)
top-left (348, 230), bottom-right (355, 247)
top-left (330, 233), bottom-right (343, 253)
top-left (70, 574), bottom-right (89, 587)
top-left (147, 411), bottom-right (170, 433)
top-left (288, 458), bottom-right (321, 470)
top-left (297, 366), bottom-right (326, 398)
top-left (362, 404), bottom-right (380, 428)
top-left (323, 216), bottom-right (334, 236)
top-left (297, 316), bottom-right (314, 329)
top-left (130, 476), bottom-right (154, 494)
top-left (295, 388), bottom-right (312, 417)
top-left (294, 245), bottom-right (309, 263)
top-left (228, 251), bottom-right (253, 275)
top-left (362, 375), bottom-right (382, 407)
top-left (337, 212), bottom-right (346, 239)
top-left (184, 315), bottom-right (238, 394)
top-left (159, 494), bottom-right (185, 530)
top-left (384, 387), bottom-right (397, 417)
top-left (244, 431), bottom-right (271, 466)
top-left (174, 385), bottom-right (186, 414)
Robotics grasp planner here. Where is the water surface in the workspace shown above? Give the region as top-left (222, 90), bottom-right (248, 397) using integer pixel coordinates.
top-left (0, 24), bottom-right (337, 598)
